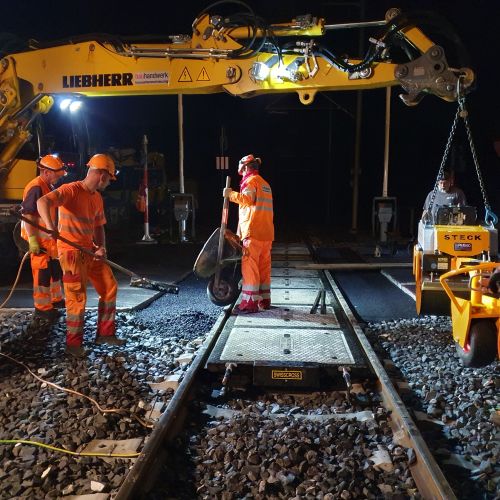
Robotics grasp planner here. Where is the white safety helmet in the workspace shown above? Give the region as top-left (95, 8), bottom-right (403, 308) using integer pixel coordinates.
top-left (238, 154), bottom-right (261, 175)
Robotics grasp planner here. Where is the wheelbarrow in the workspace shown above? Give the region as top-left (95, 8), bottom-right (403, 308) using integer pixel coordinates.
top-left (193, 176), bottom-right (242, 306)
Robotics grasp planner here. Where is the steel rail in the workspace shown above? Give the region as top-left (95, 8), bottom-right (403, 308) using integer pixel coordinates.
top-left (324, 270), bottom-right (457, 500)
top-left (294, 262), bottom-right (412, 270)
top-left (115, 305), bottom-right (233, 499)
top-left (116, 242), bottom-right (455, 499)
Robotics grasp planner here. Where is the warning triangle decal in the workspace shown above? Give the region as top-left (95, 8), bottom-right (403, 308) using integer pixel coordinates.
top-left (178, 67), bottom-right (192, 82)
top-left (197, 67), bottom-right (210, 81)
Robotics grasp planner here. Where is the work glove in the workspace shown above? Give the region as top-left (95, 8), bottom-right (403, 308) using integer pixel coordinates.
top-left (223, 187), bottom-right (233, 198)
top-left (28, 235), bottom-right (41, 255)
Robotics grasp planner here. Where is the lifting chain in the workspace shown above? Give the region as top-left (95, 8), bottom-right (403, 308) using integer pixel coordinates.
top-left (427, 76), bottom-right (498, 226)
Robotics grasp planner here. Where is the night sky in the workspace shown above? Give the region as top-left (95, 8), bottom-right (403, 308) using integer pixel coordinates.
top-left (3, 0), bottom-right (499, 238)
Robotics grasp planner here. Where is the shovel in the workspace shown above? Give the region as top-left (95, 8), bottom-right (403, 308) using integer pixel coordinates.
top-left (12, 209), bottom-right (179, 294)
top-left (214, 176), bottom-right (231, 290)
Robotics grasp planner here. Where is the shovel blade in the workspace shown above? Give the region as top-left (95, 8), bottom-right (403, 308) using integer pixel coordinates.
top-left (130, 277), bottom-right (179, 294)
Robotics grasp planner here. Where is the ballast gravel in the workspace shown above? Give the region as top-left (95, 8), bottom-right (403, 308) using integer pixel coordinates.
top-left (365, 315), bottom-right (499, 499)
top-left (0, 273), bottom-right (219, 499)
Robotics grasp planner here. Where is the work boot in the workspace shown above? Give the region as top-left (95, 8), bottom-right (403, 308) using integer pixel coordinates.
top-left (258, 299), bottom-right (271, 311)
top-left (27, 310), bottom-right (54, 333)
top-left (65, 345), bottom-right (87, 359)
top-left (95, 336), bottom-right (127, 346)
top-left (235, 305), bottom-right (259, 314)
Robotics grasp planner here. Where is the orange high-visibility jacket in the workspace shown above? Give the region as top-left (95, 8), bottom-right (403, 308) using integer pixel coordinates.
top-left (21, 176), bottom-right (57, 250)
top-left (43, 181), bottom-right (106, 252)
top-left (229, 173), bottom-right (274, 241)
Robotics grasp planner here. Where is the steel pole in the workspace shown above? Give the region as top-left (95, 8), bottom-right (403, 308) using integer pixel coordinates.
top-left (178, 94), bottom-right (187, 241)
top-left (141, 134), bottom-right (156, 242)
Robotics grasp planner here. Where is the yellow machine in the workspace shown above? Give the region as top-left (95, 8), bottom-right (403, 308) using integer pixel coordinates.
top-left (0, 6), bottom-right (475, 191)
top-left (412, 83), bottom-right (498, 316)
top-left (440, 263), bottom-right (500, 367)
top-left (0, 4), bottom-right (476, 254)
top-left (414, 211), bottom-right (498, 315)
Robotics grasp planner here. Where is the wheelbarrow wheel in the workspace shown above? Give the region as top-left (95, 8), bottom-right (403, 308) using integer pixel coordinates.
top-left (207, 273), bottom-right (240, 306)
top-left (456, 319), bottom-right (498, 367)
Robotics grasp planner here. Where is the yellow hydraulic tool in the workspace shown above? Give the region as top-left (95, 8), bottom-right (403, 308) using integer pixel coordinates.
top-left (439, 262), bottom-right (500, 367)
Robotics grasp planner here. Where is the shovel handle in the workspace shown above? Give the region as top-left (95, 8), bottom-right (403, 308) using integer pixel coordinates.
top-left (215, 176), bottom-right (231, 287)
top-left (12, 208), bottom-right (138, 278)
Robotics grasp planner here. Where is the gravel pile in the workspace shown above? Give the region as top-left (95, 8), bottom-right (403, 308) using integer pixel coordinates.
top-left (365, 316), bottom-right (500, 499)
top-left (0, 273), bottom-right (220, 498)
top-left (155, 390), bottom-right (419, 499)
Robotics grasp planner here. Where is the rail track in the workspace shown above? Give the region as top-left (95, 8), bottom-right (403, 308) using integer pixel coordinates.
top-left (1, 241), bottom-right (494, 498)
top-left (114, 242), bottom-right (456, 499)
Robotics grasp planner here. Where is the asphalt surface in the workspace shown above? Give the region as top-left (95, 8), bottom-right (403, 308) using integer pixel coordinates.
top-left (0, 241), bottom-right (205, 310)
top-left (0, 234), bottom-right (420, 321)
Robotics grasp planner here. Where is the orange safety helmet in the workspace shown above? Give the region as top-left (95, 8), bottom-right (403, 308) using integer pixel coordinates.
top-left (38, 154), bottom-right (66, 172)
top-left (238, 154), bottom-right (261, 174)
top-left (87, 154), bottom-right (117, 180)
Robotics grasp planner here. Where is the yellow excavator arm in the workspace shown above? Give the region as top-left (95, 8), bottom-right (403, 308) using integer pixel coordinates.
top-left (0, 7), bottom-right (474, 187)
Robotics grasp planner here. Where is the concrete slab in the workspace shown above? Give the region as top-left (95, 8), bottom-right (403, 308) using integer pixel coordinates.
top-left (0, 242), bottom-right (200, 311)
top-left (0, 283), bottom-right (161, 311)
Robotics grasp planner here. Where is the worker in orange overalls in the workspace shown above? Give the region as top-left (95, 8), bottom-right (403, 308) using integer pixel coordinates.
top-left (37, 154), bottom-right (124, 358)
top-left (21, 154), bottom-right (66, 331)
top-left (223, 154), bottom-right (274, 313)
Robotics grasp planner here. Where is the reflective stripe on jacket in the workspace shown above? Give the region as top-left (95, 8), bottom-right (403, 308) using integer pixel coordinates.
top-left (21, 176), bottom-right (57, 250)
top-left (229, 173), bottom-right (274, 241)
top-left (43, 181), bottom-right (106, 252)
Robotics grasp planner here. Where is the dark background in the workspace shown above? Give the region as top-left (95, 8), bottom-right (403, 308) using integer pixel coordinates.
top-left (4, 0), bottom-right (499, 241)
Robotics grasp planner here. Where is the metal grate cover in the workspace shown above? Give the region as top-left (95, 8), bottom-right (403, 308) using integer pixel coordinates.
top-left (272, 244), bottom-right (309, 255)
top-left (234, 305), bottom-right (340, 328)
top-left (272, 260), bottom-right (312, 268)
top-left (271, 268), bottom-right (319, 278)
top-left (271, 277), bottom-right (323, 289)
top-left (220, 328), bottom-right (355, 364)
top-left (271, 288), bottom-right (332, 305)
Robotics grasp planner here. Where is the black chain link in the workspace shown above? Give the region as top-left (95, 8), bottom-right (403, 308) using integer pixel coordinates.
top-left (459, 97), bottom-right (491, 212)
top-left (425, 105), bottom-right (460, 222)
top-left (425, 75), bottom-right (496, 226)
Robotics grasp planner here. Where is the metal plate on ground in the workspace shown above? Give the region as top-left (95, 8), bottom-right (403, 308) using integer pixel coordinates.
top-left (234, 305), bottom-right (340, 328)
top-left (272, 260), bottom-right (312, 268)
top-left (272, 254), bottom-right (312, 261)
top-left (271, 288), bottom-right (332, 305)
top-left (272, 245), bottom-right (310, 256)
top-left (220, 328), bottom-right (355, 364)
top-left (271, 268), bottom-right (319, 278)
top-left (271, 277), bottom-right (323, 289)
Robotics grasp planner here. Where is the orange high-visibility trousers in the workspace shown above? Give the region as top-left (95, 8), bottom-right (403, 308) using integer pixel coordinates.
top-left (239, 238), bottom-right (272, 312)
top-left (30, 252), bottom-right (63, 313)
top-left (59, 250), bottom-right (117, 347)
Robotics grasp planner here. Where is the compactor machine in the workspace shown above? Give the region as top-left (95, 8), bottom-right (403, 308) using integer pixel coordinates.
top-left (413, 91), bottom-right (498, 316)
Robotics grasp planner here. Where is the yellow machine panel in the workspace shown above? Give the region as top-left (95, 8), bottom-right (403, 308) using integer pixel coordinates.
top-left (435, 225), bottom-right (492, 257)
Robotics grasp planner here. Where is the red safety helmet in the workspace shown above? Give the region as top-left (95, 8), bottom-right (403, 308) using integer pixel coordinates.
top-left (87, 154), bottom-right (117, 180)
top-left (38, 154), bottom-right (66, 173)
top-left (238, 154), bottom-right (261, 174)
